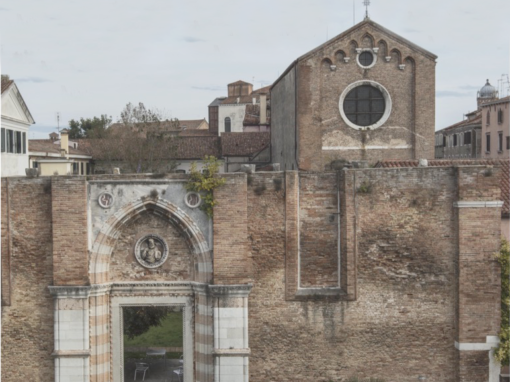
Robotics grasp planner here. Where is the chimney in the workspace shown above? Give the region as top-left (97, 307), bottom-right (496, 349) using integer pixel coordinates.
top-left (260, 94), bottom-right (267, 125)
top-left (60, 129), bottom-right (69, 157)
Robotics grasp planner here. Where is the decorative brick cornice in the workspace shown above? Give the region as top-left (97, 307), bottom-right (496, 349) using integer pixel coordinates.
top-left (48, 285), bottom-right (92, 298)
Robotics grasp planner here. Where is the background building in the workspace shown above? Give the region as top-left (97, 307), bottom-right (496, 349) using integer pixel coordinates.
top-left (482, 95), bottom-right (510, 159)
top-left (1, 78), bottom-right (34, 176)
top-left (435, 79), bottom-right (502, 159)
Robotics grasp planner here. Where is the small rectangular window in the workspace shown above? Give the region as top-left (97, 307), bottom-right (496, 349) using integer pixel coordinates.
top-left (32, 161), bottom-right (38, 168)
top-left (7, 130), bottom-right (14, 153)
top-left (1, 128), bottom-right (5, 152)
top-left (73, 162), bottom-right (79, 174)
top-left (22, 132), bottom-right (26, 154)
top-left (507, 136), bottom-right (510, 150)
top-left (453, 134), bottom-right (458, 147)
top-left (15, 131), bottom-right (22, 154)
top-left (86, 163), bottom-right (90, 175)
top-left (486, 133), bottom-right (491, 152)
top-left (464, 131), bottom-right (471, 145)
top-left (498, 132), bottom-right (503, 152)
top-left (81, 162), bottom-right (84, 175)
top-left (498, 109), bottom-right (504, 124)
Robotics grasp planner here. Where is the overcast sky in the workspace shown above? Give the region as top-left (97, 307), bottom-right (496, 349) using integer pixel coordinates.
top-left (1, 0), bottom-right (509, 139)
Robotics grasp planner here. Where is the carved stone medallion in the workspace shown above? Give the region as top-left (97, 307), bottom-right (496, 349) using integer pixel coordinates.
top-left (184, 191), bottom-right (202, 209)
top-left (98, 192), bottom-right (114, 208)
top-left (134, 234), bottom-right (169, 269)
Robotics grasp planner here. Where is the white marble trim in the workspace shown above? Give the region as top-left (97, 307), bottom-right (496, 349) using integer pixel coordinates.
top-left (455, 336), bottom-right (499, 350)
top-left (322, 145), bottom-right (411, 150)
top-left (454, 201), bottom-right (504, 208)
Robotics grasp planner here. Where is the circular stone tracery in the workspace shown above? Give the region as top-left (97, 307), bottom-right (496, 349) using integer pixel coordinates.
top-left (134, 234), bottom-right (169, 269)
top-left (338, 80), bottom-right (392, 130)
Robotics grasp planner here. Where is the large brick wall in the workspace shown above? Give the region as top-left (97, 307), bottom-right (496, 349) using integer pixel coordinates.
top-left (247, 167), bottom-right (499, 382)
top-left (1, 178), bottom-right (55, 381)
top-left (0, 166), bottom-right (501, 382)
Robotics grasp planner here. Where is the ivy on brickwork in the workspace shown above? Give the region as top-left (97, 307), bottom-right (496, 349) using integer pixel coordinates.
top-left (495, 239), bottom-right (509, 365)
top-left (186, 156), bottom-right (225, 218)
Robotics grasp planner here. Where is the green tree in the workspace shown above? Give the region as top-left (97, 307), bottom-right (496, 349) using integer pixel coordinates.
top-left (123, 306), bottom-right (174, 340)
top-left (68, 114), bottom-right (112, 139)
top-left (495, 239), bottom-right (509, 365)
top-left (90, 102), bottom-right (179, 173)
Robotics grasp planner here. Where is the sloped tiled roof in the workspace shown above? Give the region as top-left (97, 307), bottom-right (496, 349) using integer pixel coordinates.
top-left (375, 159), bottom-right (509, 216)
top-left (1, 79), bottom-right (13, 94)
top-left (221, 132), bottom-right (270, 156)
top-left (29, 139), bottom-right (92, 157)
top-left (221, 86), bottom-right (270, 105)
top-left (109, 119), bottom-right (208, 135)
top-left (178, 129), bottom-right (216, 137)
top-left (228, 80), bottom-right (252, 86)
top-left (436, 110), bottom-right (482, 133)
top-left (174, 136), bottom-right (221, 159)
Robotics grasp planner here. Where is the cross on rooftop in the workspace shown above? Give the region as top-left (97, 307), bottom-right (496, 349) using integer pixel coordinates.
top-left (363, 0), bottom-right (370, 19)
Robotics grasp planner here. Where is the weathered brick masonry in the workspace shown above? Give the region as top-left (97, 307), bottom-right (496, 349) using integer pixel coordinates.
top-left (1, 178), bottom-right (55, 382)
top-left (0, 166), bottom-right (502, 382)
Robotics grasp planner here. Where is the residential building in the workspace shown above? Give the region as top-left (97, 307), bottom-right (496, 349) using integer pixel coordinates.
top-left (1, 78), bottom-right (35, 176)
top-left (209, 81), bottom-right (271, 135)
top-left (29, 129), bottom-right (93, 176)
top-left (435, 79), bottom-right (501, 159)
top-left (482, 95), bottom-right (510, 159)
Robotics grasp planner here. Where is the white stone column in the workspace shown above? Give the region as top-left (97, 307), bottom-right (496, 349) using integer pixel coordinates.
top-left (48, 286), bottom-right (91, 382)
top-left (210, 284), bottom-right (252, 382)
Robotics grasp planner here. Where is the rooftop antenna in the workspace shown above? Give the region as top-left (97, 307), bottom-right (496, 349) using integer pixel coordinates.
top-left (56, 112), bottom-right (60, 133)
top-left (500, 74), bottom-right (510, 97)
top-left (353, 0), bottom-right (355, 25)
top-left (363, 0), bottom-right (370, 19)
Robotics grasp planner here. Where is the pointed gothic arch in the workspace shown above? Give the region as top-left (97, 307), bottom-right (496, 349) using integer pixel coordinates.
top-left (89, 197), bottom-right (211, 284)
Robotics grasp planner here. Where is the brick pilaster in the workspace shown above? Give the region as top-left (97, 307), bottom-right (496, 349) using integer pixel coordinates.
top-left (213, 173), bottom-right (251, 284)
top-left (51, 177), bottom-right (89, 286)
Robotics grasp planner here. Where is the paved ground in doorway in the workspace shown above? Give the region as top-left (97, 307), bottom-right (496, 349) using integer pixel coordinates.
top-left (126, 358), bottom-right (183, 382)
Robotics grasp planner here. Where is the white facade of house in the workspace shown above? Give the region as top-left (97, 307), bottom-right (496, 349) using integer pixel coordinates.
top-left (218, 103), bottom-right (247, 134)
top-left (1, 82), bottom-right (34, 177)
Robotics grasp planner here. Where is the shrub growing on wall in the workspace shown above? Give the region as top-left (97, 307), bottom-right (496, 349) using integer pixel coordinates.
top-left (186, 156), bottom-right (225, 218)
top-left (495, 239), bottom-right (509, 365)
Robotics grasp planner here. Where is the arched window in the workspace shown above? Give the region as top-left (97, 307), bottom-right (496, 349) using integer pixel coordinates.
top-left (224, 117), bottom-right (231, 133)
top-left (498, 109), bottom-right (504, 124)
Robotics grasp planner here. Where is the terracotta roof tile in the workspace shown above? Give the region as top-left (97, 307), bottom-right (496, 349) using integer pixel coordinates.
top-left (436, 110), bottom-right (482, 133)
top-left (28, 139), bottom-right (92, 156)
top-left (221, 132), bottom-right (270, 156)
top-left (174, 136), bottom-right (221, 159)
top-left (375, 159), bottom-right (509, 216)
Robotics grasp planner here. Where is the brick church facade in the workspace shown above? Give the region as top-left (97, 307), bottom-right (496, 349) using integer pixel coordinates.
top-left (0, 18), bottom-right (504, 382)
top-left (271, 18), bottom-right (436, 170)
